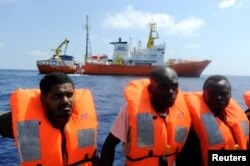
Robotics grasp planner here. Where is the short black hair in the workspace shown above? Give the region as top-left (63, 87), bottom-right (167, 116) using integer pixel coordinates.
top-left (39, 72), bottom-right (74, 96)
top-left (203, 75), bottom-right (231, 91)
top-left (149, 66), bottom-right (177, 81)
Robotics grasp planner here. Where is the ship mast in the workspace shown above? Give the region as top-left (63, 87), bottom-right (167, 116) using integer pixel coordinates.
top-left (84, 15), bottom-right (92, 63)
top-left (147, 23), bottom-right (158, 49)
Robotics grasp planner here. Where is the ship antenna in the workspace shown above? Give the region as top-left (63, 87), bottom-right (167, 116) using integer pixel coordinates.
top-left (84, 15), bottom-right (92, 63)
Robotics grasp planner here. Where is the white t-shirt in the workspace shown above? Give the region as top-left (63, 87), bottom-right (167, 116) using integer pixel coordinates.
top-left (111, 105), bottom-right (130, 142)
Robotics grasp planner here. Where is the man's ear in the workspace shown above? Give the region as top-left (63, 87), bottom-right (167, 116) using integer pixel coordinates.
top-left (41, 95), bottom-right (46, 105)
top-left (202, 90), bottom-right (208, 101)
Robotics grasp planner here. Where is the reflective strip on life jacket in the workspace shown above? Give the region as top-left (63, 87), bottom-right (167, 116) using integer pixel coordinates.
top-left (201, 112), bottom-right (224, 146)
top-left (78, 128), bottom-right (95, 148)
top-left (240, 121), bottom-right (249, 137)
top-left (17, 120), bottom-right (41, 162)
top-left (137, 113), bottom-right (154, 147)
top-left (175, 126), bottom-right (188, 143)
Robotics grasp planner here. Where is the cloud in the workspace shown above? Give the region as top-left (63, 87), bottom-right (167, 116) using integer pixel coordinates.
top-left (102, 6), bottom-right (204, 37)
top-left (218, 0), bottom-right (237, 9)
top-left (185, 43), bottom-right (200, 49)
top-left (167, 16), bottom-right (204, 37)
top-left (29, 50), bottom-right (50, 58)
top-left (102, 6), bottom-right (152, 29)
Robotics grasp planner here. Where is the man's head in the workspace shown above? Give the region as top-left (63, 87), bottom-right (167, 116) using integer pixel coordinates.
top-left (203, 75), bottom-right (231, 115)
top-left (40, 72), bottom-right (75, 119)
top-left (148, 66), bottom-right (179, 113)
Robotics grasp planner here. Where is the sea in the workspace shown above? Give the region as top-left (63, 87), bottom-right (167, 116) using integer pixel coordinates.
top-left (0, 69), bottom-right (249, 166)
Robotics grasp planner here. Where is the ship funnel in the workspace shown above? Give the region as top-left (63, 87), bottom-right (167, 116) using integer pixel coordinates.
top-left (119, 37), bottom-right (122, 42)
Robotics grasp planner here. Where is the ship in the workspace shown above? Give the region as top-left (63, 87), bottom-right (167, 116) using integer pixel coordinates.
top-left (37, 38), bottom-right (82, 74)
top-left (82, 17), bottom-right (211, 77)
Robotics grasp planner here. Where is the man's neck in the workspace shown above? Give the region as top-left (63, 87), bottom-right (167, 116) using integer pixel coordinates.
top-left (151, 100), bottom-right (169, 114)
top-left (211, 109), bottom-right (226, 122)
top-left (46, 113), bottom-right (70, 130)
top-left (151, 104), bottom-right (168, 119)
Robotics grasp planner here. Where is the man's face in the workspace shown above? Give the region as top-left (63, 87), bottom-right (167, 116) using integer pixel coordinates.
top-left (149, 73), bottom-right (179, 111)
top-left (203, 80), bottom-right (231, 115)
top-left (42, 83), bottom-right (75, 118)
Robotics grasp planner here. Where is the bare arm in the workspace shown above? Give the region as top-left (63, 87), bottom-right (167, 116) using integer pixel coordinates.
top-left (100, 133), bottom-right (121, 166)
top-left (0, 111), bottom-right (14, 138)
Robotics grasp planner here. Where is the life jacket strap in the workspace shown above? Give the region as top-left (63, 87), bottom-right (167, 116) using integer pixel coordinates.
top-left (126, 148), bottom-right (179, 162)
top-left (68, 150), bottom-right (99, 166)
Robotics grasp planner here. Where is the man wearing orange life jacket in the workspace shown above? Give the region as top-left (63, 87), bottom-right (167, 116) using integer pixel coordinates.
top-left (0, 72), bottom-right (99, 166)
top-left (177, 75), bottom-right (249, 166)
top-left (100, 66), bottom-right (191, 166)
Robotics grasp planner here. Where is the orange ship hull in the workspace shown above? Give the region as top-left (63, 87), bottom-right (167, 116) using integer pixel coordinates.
top-left (169, 60), bottom-right (211, 77)
top-left (83, 60), bottom-right (211, 77)
top-left (37, 64), bottom-right (77, 74)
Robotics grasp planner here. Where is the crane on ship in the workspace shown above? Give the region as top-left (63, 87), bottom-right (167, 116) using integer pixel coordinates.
top-left (51, 38), bottom-right (70, 59)
top-left (147, 23), bottom-right (159, 49)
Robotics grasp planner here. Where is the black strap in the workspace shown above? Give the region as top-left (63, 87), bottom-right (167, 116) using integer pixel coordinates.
top-left (159, 156), bottom-right (168, 166)
top-left (126, 148), bottom-right (179, 162)
top-left (127, 150), bottom-right (153, 161)
top-left (68, 150), bottom-right (99, 166)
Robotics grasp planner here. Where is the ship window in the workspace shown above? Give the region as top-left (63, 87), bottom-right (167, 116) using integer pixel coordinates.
top-left (51, 61), bottom-right (57, 66)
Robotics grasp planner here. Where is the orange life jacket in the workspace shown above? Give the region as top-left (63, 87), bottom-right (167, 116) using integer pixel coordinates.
top-left (124, 79), bottom-right (191, 166)
top-left (243, 91), bottom-right (250, 150)
top-left (184, 92), bottom-right (249, 166)
top-left (11, 89), bottom-right (98, 166)
top-left (243, 91), bottom-right (250, 108)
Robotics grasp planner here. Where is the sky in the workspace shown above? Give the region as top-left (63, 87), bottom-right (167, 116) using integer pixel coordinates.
top-left (0, 0), bottom-right (250, 76)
